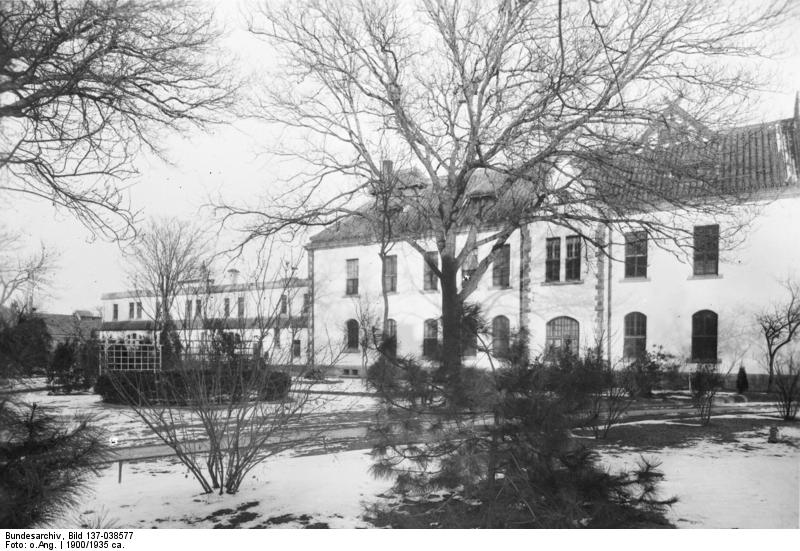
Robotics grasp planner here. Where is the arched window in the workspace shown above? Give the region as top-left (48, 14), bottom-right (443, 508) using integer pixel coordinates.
top-left (692, 310), bottom-right (718, 363)
top-left (383, 318), bottom-right (397, 356)
top-left (423, 319), bottom-right (439, 358)
top-left (492, 316), bottom-right (510, 358)
top-left (623, 312), bottom-right (647, 360)
top-left (345, 319), bottom-right (359, 351)
top-left (545, 316), bottom-right (579, 357)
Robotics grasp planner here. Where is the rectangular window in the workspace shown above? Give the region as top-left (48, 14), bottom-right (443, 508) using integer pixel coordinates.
top-left (185, 300), bottom-right (192, 320)
top-left (224, 298), bottom-right (230, 318)
top-left (693, 225), bottom-right (719, 276)
top-left (625, 231), bottom-right (648, 278)
top-left (423, 251), bottom-right (438, 291)
top-left (136, 302), bottom-right (143, 319)
top-left (155, 301), bottom-right (162, 319)
top-left (423, 319), bottom-right (439, 358)
top-left (273, 327), bottom-right (281, 348)
top-left (112, 304), bottom-right (118, 321)
top-left (383, 255), bottom-right (397, 293)
top-left (195, 299), bottom-right (202, 318)
top-left (302, 293), bottom-right (310, 314)
top-left (280, 294), bottom-right (288, 314)
top-left (565, 236), bottom-right (581, 281)
top-left (462, 251), bottom-right (478, 283)
top-left (492, 245), bottom-right (511, 287)
top-left (128, 302), bottom-right (134, 319)
top-left (545, 237), bottom-right (561, 282)
top-left (346, 259), bottom-right (359, 295)
top-left (292, 339), bottom-right (301, 358)
top-left (237, 296), bottom-right (245, 318)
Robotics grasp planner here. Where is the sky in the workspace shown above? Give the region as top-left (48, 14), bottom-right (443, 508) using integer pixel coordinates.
top-left (2, 0), bottom-right (800, 315)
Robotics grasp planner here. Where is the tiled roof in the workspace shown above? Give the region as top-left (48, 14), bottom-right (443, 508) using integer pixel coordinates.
top-left (308, 168), bottom-right (543, 248)
top-left (309, 114), bottom-right (800, 247)
top-left (588, 117), bottom-right (800, 207)
top-left (35, 313), bottom-right (101, 343)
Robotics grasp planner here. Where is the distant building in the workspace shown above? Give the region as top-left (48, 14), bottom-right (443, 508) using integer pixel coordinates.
top-left (98, 270), bottom-right (311, 365)
top-left (34, 310), bottom-right (102, 349)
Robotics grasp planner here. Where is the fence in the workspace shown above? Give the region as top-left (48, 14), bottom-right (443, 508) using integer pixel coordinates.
top-left (98, 337), bottom-right (299, 373)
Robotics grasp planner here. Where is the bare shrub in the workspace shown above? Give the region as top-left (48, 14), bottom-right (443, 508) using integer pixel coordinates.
top-left (690, 364), bottom-right (723, 425)
top-left (107, 356), bottom-right (317, 495)
top-left (772, 358), bottom-right (800, 421)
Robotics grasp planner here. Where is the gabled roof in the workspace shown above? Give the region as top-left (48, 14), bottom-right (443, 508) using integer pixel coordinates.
top-left (308, 168), bottom-right (544, 248)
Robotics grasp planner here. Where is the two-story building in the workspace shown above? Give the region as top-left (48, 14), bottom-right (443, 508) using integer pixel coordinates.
top-left (306, 107), bottom-right (800, 377)
top-left (99, 269), bottom-right (311, 365)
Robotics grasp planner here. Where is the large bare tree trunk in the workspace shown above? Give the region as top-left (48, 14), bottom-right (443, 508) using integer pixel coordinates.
top-left (439, 237), bottom-right (463, 381)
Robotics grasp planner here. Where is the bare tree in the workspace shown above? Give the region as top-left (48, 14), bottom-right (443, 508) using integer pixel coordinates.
top-left (773, 357), bottom-right (800, 421)
top-left (0, 226), bottom-right (58, 309)
top-left (220, 0), bottom-right (793, 378)
top-left (1, 0), bottom-right (235, 239)
top-left (125, 218), bottom-right (209, 354)
top-left (106, 354), bottom-right (315, 495)
top-left (757, 280), bottom-right (800, 391)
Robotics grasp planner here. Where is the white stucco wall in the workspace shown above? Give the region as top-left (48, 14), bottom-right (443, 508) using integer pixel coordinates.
top-left (606, 194), bottom-right (800, 373)
top-left (310, 229), bottom-right (523, 373)
top-left (524, 222), bottom-right (602, 358)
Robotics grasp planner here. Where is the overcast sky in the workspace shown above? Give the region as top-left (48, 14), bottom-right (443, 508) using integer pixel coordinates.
top-left (3, 0), bottom-right (800, 315)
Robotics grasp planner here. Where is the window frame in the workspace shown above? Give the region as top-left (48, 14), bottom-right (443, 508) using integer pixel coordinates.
top-left (280, 294), bottom-right (288, 315)
top-left (384, 318), bottom-right (397, 356)
top-left (345, 319), bottom-right (359, 352)
top-left (565, 235), bottom-right (581, 281)
top-left (691, 310), bottom-right (718, 363)
top-left (545, 316), bottom-right (580, 357)
top-left (195, 299), bottom-right (202, 318)
top-left (623, 312), bottom-right (647, 360)
top-left (422, 318), bottom-right (439, 358)
top-left (112, 304), bottom-right (118, 321)
top-left (136, 302), bottom-right (143, 320)
top-left (383, 255), bottom-right (398, 293)
top-left (492, 245), bottom-right (511, 288)
top-left (423, 251), bottom-right (439, 291)
top-left (492, 315), bottom-right (510, 358)
top-left (345, 258), bottom-right (359, 296)
top-left (545, 237), bottom-right (561, 282)
top-left (128, 302), bottom-right (135, 320)
top-left (224, 298), bottom-right (230, 318)
top-left (292, 339), bottom-right (301, 358)
top-left (624, 231), bottom-right (648, 278)
top-left (693, 225), bottom-right (719, 276)
top-left (237, 296), bottom-right (245, 318)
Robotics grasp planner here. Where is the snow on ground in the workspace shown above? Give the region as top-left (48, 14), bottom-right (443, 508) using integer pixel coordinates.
top-left (8, 381), bottom-right (379, 448)
top-left (601, 425), bottom-right (800, 529)
top-left (56, 449), bottom-right (393, 529)
top-left (48, 424), bottom-right (800, 529)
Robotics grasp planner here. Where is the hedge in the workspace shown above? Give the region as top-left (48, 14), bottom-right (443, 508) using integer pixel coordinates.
top-left (94, 368), bottom-right (291, 405)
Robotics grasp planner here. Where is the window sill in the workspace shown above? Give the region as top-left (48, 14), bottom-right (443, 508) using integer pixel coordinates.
top-left (421, 289), bottom-right (440, 294)
top-left (344, 349), bottom-right (359, 354)
top-left (687, 359), bottom-right (721, 364)
top-left (343, 294), bottom-right (360, 298)
top-left (620, 277), bottom-right (650, 283)
top-left (490, 285), bottom-right (513, 291)
top-left (541, 280), bottom-right (584, 286)
top-left (688, 274), bottom-right (722, 281)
